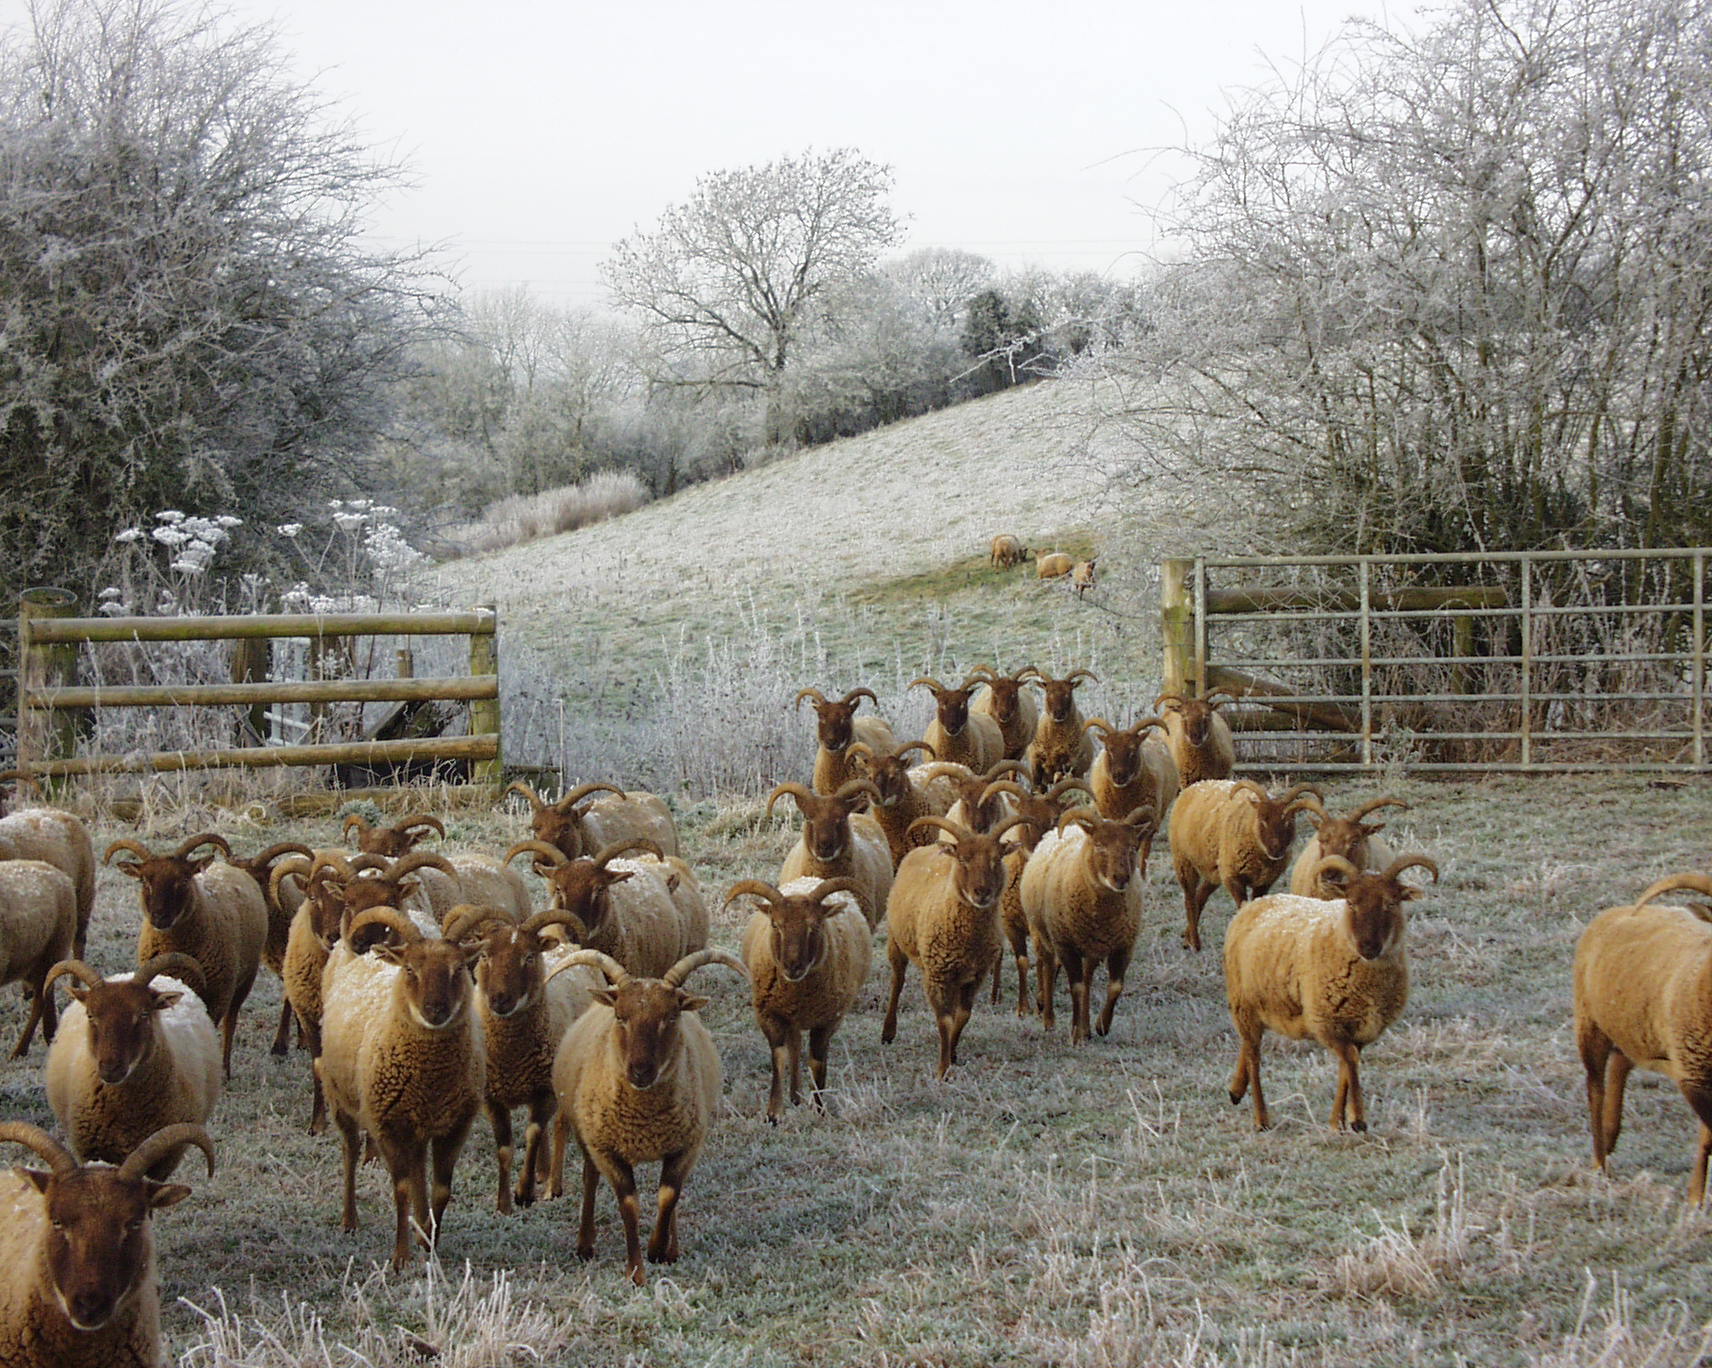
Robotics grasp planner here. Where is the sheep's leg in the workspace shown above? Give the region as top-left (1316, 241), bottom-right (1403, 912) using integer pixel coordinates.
top-left (606, 1158), bottom-right (645, 1285)
top-left (1061, 946), bottom-right (1091, 1045)
top-left (1602, 1051), bottom-right (1633, 1161)
top-left (548, 1112), bottom-right (570, 1200)
top-left (1681, 1084), bottom-right (1712, 1206)
top-left (759, 1012), bottom-right (790, 1123)
top-left (306, 1026), bottom-right (327, 1136)
top-left (221, 968), bottom-right (258, 1078)
top-left (988, 946), bottom-right (1003, 1005)
top-left (1095, 947), bottom-right (1131, 1038)
top-left (333, 1109), bottom-right (363, 1233)
top-left (9, 979), bottom-right (45, 1058)
top-left (649, 1148), bottom-right (694, 1266)
top-left (1181, 878), bottom-right (1214, 952)
top-left (786, 1025), bottom-right (804, 1108)
top-left (1328, 1039), bottom-right (1366, 1132)
top-left (881, 943), bottom-right (909, 1045)
top-left (374, 1131), bottom-right (428, 1267)
top-left (1230, 1012), bottom-right (1269, 1130)
top-left (943, 978), bottom-right (978, 1070)
top-left (516, 1094), bottom-right (556, 1208)
top-left (1576, 1021), bottom-right (1613, 1168)
top-left (487, 1100), bottom-right (515, 1215)
top-left (1035, 946), bottom-right (1058, 1032)
top-left (576, 1150), bottom-right (600, 1260)
top-left (807, 1023), bottom-right (835, 1113)
top-left (428, 1115), bottom-right (472, 1243)
top-left (269, 999), bottom-right (294, 1057)
top-left (1005, 917), bottom-right (1032, 1016)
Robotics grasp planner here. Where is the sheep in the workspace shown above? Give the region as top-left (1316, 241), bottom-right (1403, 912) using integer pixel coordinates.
top-left (968, 665), bottom-right (1042, 761)
top-left (318, 906), bottom-right (487, 1269)
top-left (551, 946), bottom-right (746, 1285)
top-left (882, 814), bottom-right (1029, 1078)
top-left (225, 841), bottom-right (314, 1057)
top-left (795, 687), bottom-right (898, 794)
top-left (728, 876), bottom-right (869, 1122)
top-left (1288, 796), bottom-right (1409, 896)
top-left (1036, 551), bottom-right (1074, 579)
top-left (505, 838), bottom-right (708, 977)
top-left (505, 780), bottom-right (680, 860)
top-left (939, 760), bottom-right (1029, 836)
top-left (1018, 805), bottom-right (1156, 1043)
top-left (768, 780), bottom-right (894, 929)
top-left (981, 777), bottom-right (1093, 1015)
top-left (0, 859), bottom-right (77, 1057)
top-left (1086, 715), bottom-right (1179, 834)
top-left (1155, 688), bottom-right (1239, 789)
top-left (910, 676), bottom-right (1006, 774)
top-left (1224, 854), bottom-right (1438, 1132)
top-left (1572, 871), bottom-right (1712, 1202)
top-left (0, 1121), bottom-right (212, 1368)
top-left (1071, 559), bottom-right (1098, 598)
top-left (0, 807), bottom-right (96, 959)
top-left (846, 739), bottom-right (943, 865)
top-left (1024, 668), bottom-right (1097, 786)
top-left (989, 534), bottom-right (1030, 569)
top-left (105, 834), bottom-right (267, 1076)
top-left (1168, 780), bottom-right (1323, 952)
top-left (340, 812), bottom-right (445, 858)
top-left (442, 904), bottom-right (592, 1213)
top-left (42, 954), bottom-right (220, 1180)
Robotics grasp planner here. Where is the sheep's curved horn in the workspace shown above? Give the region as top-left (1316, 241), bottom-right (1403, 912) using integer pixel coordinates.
top-left (1350, 796), bottom-right (1411, 824)
top-left (723, 879), bottom-right (784, 911)
top-left (1055, 807), bottom-right (1103, 836)
top-left (0, 1121), bottom-right (77, 1178)
top-left (1083, 717), bottom-right (1115, 738)
top-left (893, 740), bottom-right (936, 763)
top-left (348, 908), bottom-right (425, 950)
top-left (967, 665), bottom-right (999, 683)
top-left (1014, 666), bottom-right (1045, 682)
top-left (1202, 687), bottom-right (1242, 707)
top-left (907, 815), bottom-right (974, 844)
top-left (793, 687), bottom-right (828, 710)
top-left (1065, 668), bottom-right (1099, 686)
top-left (503, 840), bottom-right (567, 869)
top-left (270, 855), bottom-right (312, 904)
top-left (117, 1124), bottom-right (214, 1182)
top-left (1131, 714), bottom-right (1168, 735)
top-left (765, 783), bottom-right (817, 822)
top-left (809, 877), bottom-right (863, 906)
top-left (987, 814), bottom-right (1033, 845)
top-left (103, 839), bottom-right (153, 865)
top-left (307, 853), bottom-right (354, 889)
top-left (341, 814), bottom-right (372, 843)
top-left (520, 908), bottom-right (589, 941)
top-left (557, 782), bottom-right (626, 811)
top-left (172, 833), bottom-right (230, 862)
top-left (399, 816), bottom-right (446, 840)
top-left (43, 959), bottom-right (104, 998)
top-left (839, 687), bottom-right (877, 708)
top-left (386, 851), bottom-right (458, 882)
top-left (593, 838), bottom-right (663, 869)
top-left (846, 742), bottom-right (876, 764)
top-left (441, 905), bottom-right (515, 943)
top-left (1312, 855), bottom-right (1363, 884)
top-left (1277, 784), bottom-right (1324, 808)
top-left (907, 677), bottom-right (946, 694)
top-left (1231, 780), bottom-right (1270, 802)
top-left (504, 781), bottom-right (547, 814)
top-left (661, 948), bottom-right (747, 989)
top-left (1121, 804), bottom-right (1158, 828)
top-left (1632, 872), bottom-right (1712, 908)
top-left (833, 778), bottom-right (883, 807)
top-left (1285, 792), bottom-right (1329, 819)
top-left (134, 953), bottom-right (207, 997)
top-left (1381, 855), bottom-right (1440, 885)
top-left (981, 780), bottom-right (1030, 804)
top-left (917, 762), bottom-right (972, 783)
top-left (552, 948), bottom-right (629, 987)
top-left (1045, 777), bottom-right (1095, 804)
top-left (1153, 692), bottom-right (1186, 710)
top-left (247, 842), bottom-right (315, 869)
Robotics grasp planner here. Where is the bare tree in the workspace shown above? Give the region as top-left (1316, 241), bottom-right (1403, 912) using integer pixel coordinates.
top-left (603, 147), bottom-right (903, 444)
top-left (0, 0), bottom-right (445, 607)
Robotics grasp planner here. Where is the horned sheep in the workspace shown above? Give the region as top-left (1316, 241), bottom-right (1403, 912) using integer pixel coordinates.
top-left (911, 677), bottom-right (1005, 774)
top-left (225, 841), bottom-right (314, 1057)
top-left (795, 687), bottom-right (897, 794)
top-left (982, 777), bottom-right (1092, 1015)
top-left (551, 947), bottom-right (747, 1285)
top-left (1287, 797), bottom-right (1408, 897)
top-left (1155, 688), bottom-right (1239, 789)
top-left (1023, 668), bottom-right (1097, 786)
top-left (846, 740), bottom-right (944, 865)
top-left (968, 665), bottom-right (1041, 760)
top-left (43, 955), bottom-right (221, 1181)
top-left (769, 781), bottom-right (894, 929)
top-left (0, 859), bottom-right (77, 1057)
top-left (1573, 871), bottom-right (1712, 1202)
top-left (0, 1122), bottom-right (212, 1368)
top-left (1224, 854), bottom-right (1438, 1131)
top-left (730, 876), bottom-right (870, 1122)
top-left (506, 781), bottom-right (680, 860)
top-left (1086, 715), bottom-right (1178, 834)
top-left (1168, 780), bottom-right (1322, 952)
top-left (0, 807), bottom-right (96, 960)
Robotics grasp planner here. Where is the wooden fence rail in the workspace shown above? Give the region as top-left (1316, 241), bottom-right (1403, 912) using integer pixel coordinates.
top-left (12, 592), bottom-right (501, 787)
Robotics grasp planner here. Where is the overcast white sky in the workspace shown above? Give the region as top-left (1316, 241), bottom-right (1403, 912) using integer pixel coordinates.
top-left (5, 0), bottom-right (1403, 308)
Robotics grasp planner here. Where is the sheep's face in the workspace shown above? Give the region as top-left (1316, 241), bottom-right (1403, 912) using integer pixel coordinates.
top-left (597, 982), bottom-right (707, 1090)
top-left (116, 857), bottom-right (210, 931)
top-left (532, 806), bottom-right (588, 861)
top-left (981, 680), bottom-right (1024, 726)
top-left (21, 1167), bottom-right (186, 1332)
top-left (474, 928), bottom-right (540, 1018)
top-left (810, 699), bottom-right (861, 753)
top-left (380, 940), bottom-right (475, 1031)
top-left (864, 758), bottom-right (910, 806)
top-left (1334, 875), bottom-right (1417, 961)
top-left (547, 863), bottom-right (629, 932)
top-left (340, 874), bottom-right (415, 921)
top-left (1252, 801), bottom-right (1299, 863)
top-left (932, 689), bottom-right (974, 735)
top-left (800, 802), bottom-right (853, 864)
top-left (765, 900), bottom-right (832, 983)
top-left (1040, 678), bottom-right (1081, 724)
top-left (1073, 814), bottom-right (1153, 893)
top-left (1169, 699), bottom-right (1222, 747)
top-left (948, 837), bottom-right (1009, 911)
top-left (1100, 730), bottom-right (1143, 787)
top-left (1312, 818), bottom-right (1379, 868)
top-left (77, 982), bottom-right (177, 1085)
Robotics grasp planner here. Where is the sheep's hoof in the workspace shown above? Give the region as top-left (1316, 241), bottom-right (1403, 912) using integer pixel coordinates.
top-left (576, 1244), bottom-right (595, 1262)
top-left (1351, 1120), bottom-right (1368, 1134)
top-left (269, 1040), bottom-right (289, 1058)
top-left (765, 1112), bottom-right (781, 1127)
top-left (627, 1264), bottom-right (646, 1287)
top-left (1228, 1090), bottom-right (1243, 1106)
top-left (513, 1191), bottom-right (534, 1209)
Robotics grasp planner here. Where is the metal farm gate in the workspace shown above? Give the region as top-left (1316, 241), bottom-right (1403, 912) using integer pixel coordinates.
top-left (1160, 549), bottom-right (1710, 774)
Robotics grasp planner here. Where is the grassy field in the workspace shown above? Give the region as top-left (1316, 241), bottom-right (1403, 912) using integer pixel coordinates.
top-left (5, 774), bottom-right (1711, 1367)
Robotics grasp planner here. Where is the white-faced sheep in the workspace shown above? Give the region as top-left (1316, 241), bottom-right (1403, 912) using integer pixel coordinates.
top-left (505, 839), bottom-right (709, 978)
top-left (0, 859), bottom-right (77, 1057)
top-left (1224, 854), bottom-right (1438, 1131)
top-left (1154, 688), bottom-right (1239, 789)
top-left (846, 740), bottom-right (944, 865)
top-left (105, 834), bottom-right (267, 1076)
top-left (795, 687), bottom-right (897, 794)
top-left (0, 807), bottom-right (95, 960)
top-left (43, 954), bottom-right (221, 1181)
top-left (442, 903), bottom-right (593, 1213)
top-left (769, 781), bottom-right (894, 929)
top-left (1071, 559), bottom-right (1098, 598)
top-left (0, 1122), bottom-right (212, 1368)
top-left (506, 781), bottom-right (680, 860)
top-left (1168, 780), bottom-right (1323, 952)
top-left (1024, 668), bottom-right (1097, 786)
top-left (1036, 552), bottom-right (1073, 579)
top-left (551, 947), bottom-right (746, 1285)
top-left (1287, 796), bottom-right (1409, 897)
top-left (318, 907), bottom-right (487, 1269)
top-left (969, 665), bottom-right (1041, 761)
top-left (911, 677), bottom-right (1006, 775)
top-left (1086, 715), bottom-right (1179, 833)
top-left (1018, 805), bottom-right (1156, 1043)
top-left (729, 876), bottom-right (869, 1122)
top-left (1573, 871), bottom-right (1712, 1202)
top-left (225, 841), bottom-right (314, 1057)
top-left (882, 814), bottom-right (1029, 1078)
top-left (990, 534), bottom-right (1030, 569)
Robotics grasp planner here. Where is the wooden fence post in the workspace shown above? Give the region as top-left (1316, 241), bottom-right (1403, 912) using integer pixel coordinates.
top-left (469, 606), bottom-right (501, 787)
top-left (1161, 558), bottom-right (1197, 696)
top-left (231, 638), bottom-right (271, 744)
top-left (17, 588), bottom-right (81, 778)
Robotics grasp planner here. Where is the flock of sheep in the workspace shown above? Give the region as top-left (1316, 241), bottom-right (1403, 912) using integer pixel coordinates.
top-left (989, 533), bottom-right (1097, 597)
top-left (0, 669), bottom-right (1706, 1365)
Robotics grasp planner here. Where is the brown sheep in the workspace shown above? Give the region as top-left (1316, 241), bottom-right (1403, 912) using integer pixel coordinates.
top-left (1288, 796), bottom-right (1409, 897)
top-left (968, 665), bottom-right (1042, 761)
top-left (911, 677), bottom-right (1006, 774)
top-left (1086, 715), bottom-right (1178, 836)
top-left (340, 813), bottom-right (445, 859)
top-left (795, 686), bottom-right (897, 794)
top-left (990, 534), bottom-right (1030, 569)
top-left (1168, 780), bottom-right (1324, 952)
top-left (982, 777), bottom-right (1093, 1015)
top-left (846, 740), bottom-right (944, 865)
top-left (1036, 552), bottom-right (1074, 579)
top-left (1071, 559), bottom-right (1098, 598)
top-left (505, 781), bottom-right (680, 861)
top-left (769, 781), bottom-right (894, 928)
top-left (225, 841), bottom-right (314, 1057)
top-left (1024, 668), bottom-right (1097, 785)
top-left (1155, 688), bottom-right (1239, 788)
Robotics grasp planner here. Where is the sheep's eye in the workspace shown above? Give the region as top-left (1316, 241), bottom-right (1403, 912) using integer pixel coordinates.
top-left (50, 1219), bottom-right (64, 1231)
top-left (126, 1217), bottom-right (143, 1231)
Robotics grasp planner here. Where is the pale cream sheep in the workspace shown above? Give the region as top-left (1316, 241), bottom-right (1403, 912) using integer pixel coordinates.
top-left (0, 1122), bottom-right (212, 1368)
top-left (796, 686), bottom-right (898, 793)
top-left (1071, 559), bottom-right (1098, 598)
top-left (0, 806), bottom-right (96, 959)
top-left (1573, 871), bottom-right (1712, 1202)
top-left (1287, 796), bottom-right (1408, 896)
top-left (0, 858), bottom-right (77, 1057)
top-left (730, 876), bottom-right (870, 1121)
top-left (1223, 854), bottom-right (1437, 1132)
top-left (318, 907), bottom-right (487, 1269)
top-left (1018, 805), bottom-right (1156, 1043)
top-left (769, 781), bottom-right (894, 928)
top-left (1167, 780), bottom-right (1322, 952)
top-left (506, 781), bottom-right (680, 860)
top-left (551, 947), bottom-right (746, 1285)
top-left (43, 954), bottom-right (221, 1180)
top-left (989, 534), bottom-right (1029, 569)
top-left (911, 677), bottom-right (1006, 774)
top-left (1036, 551), bottom-right (1074, 579)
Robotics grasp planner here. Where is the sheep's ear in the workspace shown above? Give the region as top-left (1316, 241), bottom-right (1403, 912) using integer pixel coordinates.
top-left (604, 870), bottom-right (634, 886)
top-left (114, 862), bottom-right (142, 880)
top-left (677, 992), bottom-right (710, 1013)
top-left (588, 986), bottom-right (618, 1009)
top-left (146, 1182), bottom-right (192, 1210)
top-left (1397, 883), bottom-right (1426, 902)
top-left (150, 991), bottom-right (183, 1012)
top-left (1319, 868), bottom-right (1350, 891)
top-left (189, 855), bottom-right (218, 874)
top-left (372, 942), bottom-right (407, 966)
top-left (16, 1167), bottom-right (50, 1195)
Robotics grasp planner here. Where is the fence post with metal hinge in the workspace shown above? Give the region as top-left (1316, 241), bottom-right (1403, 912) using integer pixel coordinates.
top-left (469, 606), bottom-right (501, 786)
top-left (17, 588), bottom-right (81, 780)
top-left (1160, 558), bottom-right (1195, 696)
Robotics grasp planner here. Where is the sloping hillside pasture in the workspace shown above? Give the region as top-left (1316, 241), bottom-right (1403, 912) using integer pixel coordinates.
top-left (2, 776), bottom-right (1709, 1366)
